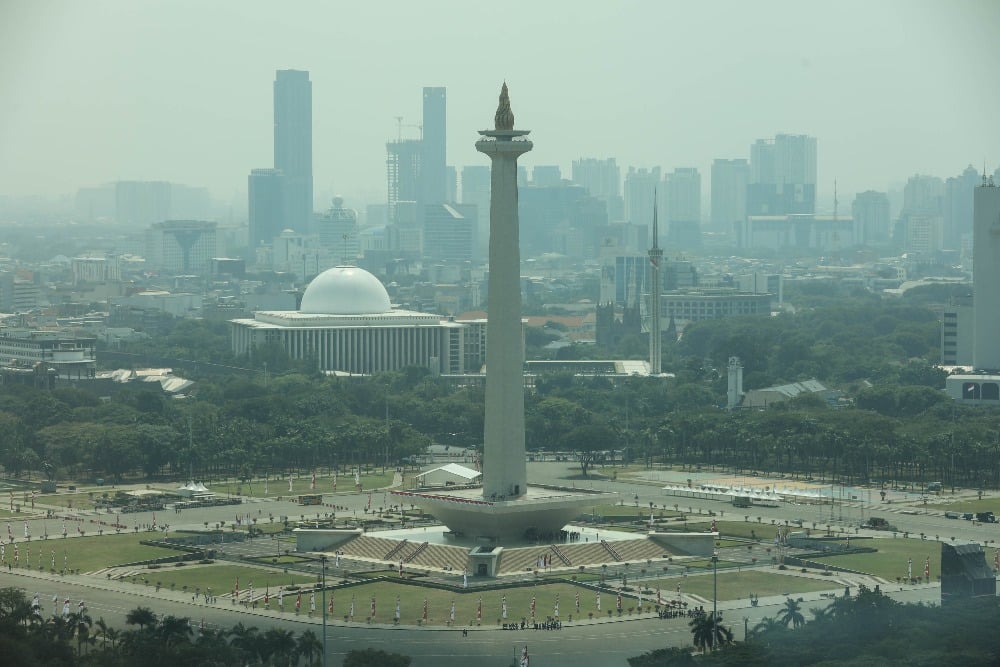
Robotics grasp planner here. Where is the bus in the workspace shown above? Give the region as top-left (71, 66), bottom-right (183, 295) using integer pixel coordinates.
top-left (298, 494), bottom-right (323, 506)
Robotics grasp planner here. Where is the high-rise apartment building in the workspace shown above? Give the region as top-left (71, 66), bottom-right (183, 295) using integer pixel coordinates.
top-left (387, 138), bottom-right (423, 221)
top-left (710, 159), bottom-right (749, 232)
top-left (664, 167), bottom-right (701, 248)
top-left (248, 168), bottom-right (285, 257)
top-left (897, 174), bottom-right (944, 249)
top-left (273, 70), bottom-right (313, 232)
top-left (852, 191), bottom-right (891, 244)
top-left (421, 87), bottom-right (447, 208)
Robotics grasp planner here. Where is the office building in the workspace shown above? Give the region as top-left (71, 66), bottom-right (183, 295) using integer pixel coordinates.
top-left (661, 288), bottom-right (771, 323)
top-left (316, 196), bottom-right (360, 264)
top-left (0, 329), bottom-right (96, 380)
top-left (740, 214), bottom-right (857, 251)
top-left (421, 87), bottom-right (447, 207)
top-left (424, 203), bottom-right (476, 263)
top-left (461, 165), bottom-right (491, 257)
top-left (624, 167), bottom-right (661, 236)
top-left (664, 167), bottom-right (701, 248)
top-left (945, 165), bottom-right (979, 249)
top-left (710, 158), bottom-right (749, 232)
top-left (941, 295), bottom-right (973, 366)
top-left (852, 191), bottom-right (891, 244)
top-left (115, 181), bottom-right (172, 226)
top-left (387, 139), bottom-right (422, 222)
top-left (748, 134), bottom-right (817, 215)
top-left (273, 70), bottom-right (313, 231)
top-left (248, 168), bottom-right (285, 257)
top-left (572, 158), bottom-right (622, 217)
top-left (531, 165), bottom-right (562, 187)
top-left (145, 220), bottom-right (217, 274)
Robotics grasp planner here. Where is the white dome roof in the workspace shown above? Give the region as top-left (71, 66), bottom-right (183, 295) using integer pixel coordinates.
top-left (299, 266), bottom-right (392, 315)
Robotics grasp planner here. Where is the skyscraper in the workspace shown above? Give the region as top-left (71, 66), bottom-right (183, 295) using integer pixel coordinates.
top-left (648, 196), bottom-right (662, 375)
top-left (572, 157), bottom-right (623, 222)
top-left (421, 87), bottom-right (447, 208)
top-left (248, 168), bottom-right (285, 257)
top-left (625, 167), bottom-right (661, 239)
top-left (664, 167), bottom-right (701, 248)
top-left (852, 191), bottom-right (891, 244)
top-left (747, 134), bottom-right (816, 215)
top-left (710, 159), bottom-right (749, 232)
top-left (273, 70), bottom-right (313, 232)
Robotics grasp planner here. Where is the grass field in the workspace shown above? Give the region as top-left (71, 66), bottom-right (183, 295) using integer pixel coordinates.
top-left (934, 498), bottom-right (1000, 514)
top-left (208, 471), bottom-right (398, 500)
top-left (639, 569), bottom-right (837, 602)
top-left (131, 564), bottom-right (316, 595)
top-left (3, 532), bottom-right (180, 572)
top-left (807, 536), bottom-right (982, 580)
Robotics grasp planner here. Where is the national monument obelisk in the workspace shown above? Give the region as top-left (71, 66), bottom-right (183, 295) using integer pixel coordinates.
top-left (392, 84), bottom-right (614, 544)
top-left (476, 83), bottom-right (532, 500)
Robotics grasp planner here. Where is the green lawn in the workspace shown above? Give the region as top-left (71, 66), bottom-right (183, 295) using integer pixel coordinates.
top-left (934, 498), bottom-right (1000, 514)
top-left (317, 581), bottom-right (602, 625)
top-left (640, 570), bottom-right (837, 601)
top-left (213, 471), bottom-right (397, 499)
top-left (6, 532), bottom-right (179, 572)
top-left (130, 564), bottom-right (316, 595)
top-left (810, 536), bottom-right (953, 580)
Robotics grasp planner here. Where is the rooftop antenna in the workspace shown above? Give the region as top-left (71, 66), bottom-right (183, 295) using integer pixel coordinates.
top-left (394, 116), bottom-right (403, 142)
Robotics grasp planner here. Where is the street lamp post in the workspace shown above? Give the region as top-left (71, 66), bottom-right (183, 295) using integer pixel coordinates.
top-left (711, 549), bottom-right (719, 651)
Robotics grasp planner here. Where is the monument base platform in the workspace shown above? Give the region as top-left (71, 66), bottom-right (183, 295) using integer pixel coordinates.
top-left (392, 484), bottom-right (616, 543)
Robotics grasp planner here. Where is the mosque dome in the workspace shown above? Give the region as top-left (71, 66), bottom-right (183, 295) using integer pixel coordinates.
top-left (299, 266), bottom-right (392, 315)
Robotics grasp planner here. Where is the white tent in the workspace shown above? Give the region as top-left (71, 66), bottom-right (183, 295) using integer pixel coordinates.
top-left (415, 463), bottom-right (482, 487)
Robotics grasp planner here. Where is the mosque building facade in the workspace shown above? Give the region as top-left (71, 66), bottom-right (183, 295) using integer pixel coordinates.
top-left (229, 265), bottom-right (485, 375)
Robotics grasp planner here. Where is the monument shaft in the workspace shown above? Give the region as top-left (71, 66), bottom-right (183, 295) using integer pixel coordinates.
top-left (476, 90), bottom-right (532, 500)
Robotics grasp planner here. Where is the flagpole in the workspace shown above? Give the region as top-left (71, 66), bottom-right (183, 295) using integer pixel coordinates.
top-left (320, 554), bottom-right (328, 667)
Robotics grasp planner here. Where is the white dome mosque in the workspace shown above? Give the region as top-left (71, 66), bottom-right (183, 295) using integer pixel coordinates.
top-left (230, 265), bottom-right (485, 376)
top-left (299, 266), bottom-right (392, 315)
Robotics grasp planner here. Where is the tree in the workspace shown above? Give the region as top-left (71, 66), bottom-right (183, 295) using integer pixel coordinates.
top-left (560, 422), bottom-right (617, 477)
top-left (777, 597), bottom-right (806, 629)
top-left (296, 629), bottom-right (323, 667)
top-left (343, 647), bottom-right (412, 667)
top-left (125, 606), bottom-right (156, 631)
top-left (261, 627), bottom-right (296, 665)
top-left (157, 614), bottom-right (192, 646)
top-left (689, 613), bottom-right (733, 653)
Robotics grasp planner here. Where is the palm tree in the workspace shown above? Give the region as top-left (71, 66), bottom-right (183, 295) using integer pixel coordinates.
top-left (688, 613), bottom-right (733, 653)
top-left (94, 617), bottom-right (110, 650)
top-left (69, 610), bottom-right (93, 655)
top-left (749, 616), bottom-right (787, 640)
top-left (157, 614), bottom-right (193, 646)
top-left (296, 629), bottom-right (323, 667)
top-left (228, 621), bottom-right (261, 663)
top-left (263, 627), bottom-right (296, 665)
top-left (777, 597), bottom-right (806, 629)
top-left (125, 606), bottom-right (156, 631)
top-left (105, 627), bottom-right (121, 653)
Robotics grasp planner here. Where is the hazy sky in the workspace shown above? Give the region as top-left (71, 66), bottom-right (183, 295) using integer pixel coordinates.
top-left (2, 0), bottom-right (999, 211)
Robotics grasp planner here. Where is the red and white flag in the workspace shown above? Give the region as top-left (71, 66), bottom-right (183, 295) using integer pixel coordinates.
top-left (657, 588), bottom-right (662, 605)
top-left (234, 576), bottom-right (239, 599)
top-left (925, 557), bottom-right (930, 579)
top-left (310, 471), bottom-right (316, 491)
top-left (530, 595), bottom-right (536, 616)
top-left (575, 592), bottom-right (580, 612)
top-left (616, 591), bottom-right (622, 610)
top-left (295, 593), bottom-right (301, 611)
top-left (422, 598), bottom-right (427, 621)
top-left (596, 591), bottom-right (601, 610)
top-left (520, 645), bottom-right (530, 667)
top-left (370, 595), bottom-right (376, 618)
top-left (477, 596), bottom-right (482, 620)
top-left (329, 593), bottom-right (334, 614)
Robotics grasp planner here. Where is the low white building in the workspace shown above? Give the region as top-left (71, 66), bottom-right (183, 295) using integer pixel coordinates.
top-left (415, 463), bottom-right (482, 487)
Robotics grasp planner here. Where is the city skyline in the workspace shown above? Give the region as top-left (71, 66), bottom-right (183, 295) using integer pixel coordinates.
top-left (2, 1), bottom-right (1000, 211)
